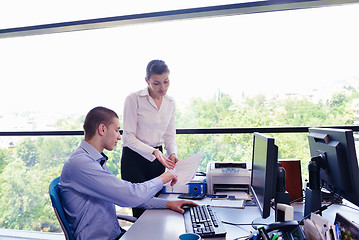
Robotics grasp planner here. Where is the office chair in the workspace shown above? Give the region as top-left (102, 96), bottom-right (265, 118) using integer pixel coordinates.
top-left (49, 176), bottom-right (137, 240)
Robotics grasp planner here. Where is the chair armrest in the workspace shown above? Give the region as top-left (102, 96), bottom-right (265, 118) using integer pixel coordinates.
top-left (116, 213), bottom-right (137, 223)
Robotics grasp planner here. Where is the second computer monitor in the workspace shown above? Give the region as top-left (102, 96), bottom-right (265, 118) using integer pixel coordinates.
top-left (250, 132), bottom-right (279, 219)
top-left (307, 127), bottom-right (359, 207)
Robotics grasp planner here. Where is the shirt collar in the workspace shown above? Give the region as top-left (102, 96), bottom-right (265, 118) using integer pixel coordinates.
top-left (139, 87), bottom-right (150, 97)
top-left (139, 87), bottom-right (173, 102)
top-left (79, 139), bottom-right (108, 163)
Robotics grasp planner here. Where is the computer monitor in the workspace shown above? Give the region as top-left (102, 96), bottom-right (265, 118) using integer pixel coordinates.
top-left (250, 132), bottom-right (279, 219)
top-left (306, 127), bottom-right (359, 215)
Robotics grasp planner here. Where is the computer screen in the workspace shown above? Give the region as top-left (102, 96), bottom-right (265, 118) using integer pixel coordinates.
top-left (250, 132), bottom-right (279, 219)
top-left (307, 128), bottom-right (359, 208)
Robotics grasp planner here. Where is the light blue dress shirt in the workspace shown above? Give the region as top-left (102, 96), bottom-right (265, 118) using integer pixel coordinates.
top-left (59, 140), bottom-right (167, 240)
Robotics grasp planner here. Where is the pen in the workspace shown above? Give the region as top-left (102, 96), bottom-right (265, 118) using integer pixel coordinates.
top-left (257, 226), bottom-right (269, 240)
top-left (271, 233), bottom-right (279, 240)
top-left (335, 224), bottom-right (341, 240)
top-left (329, 227), bottom-right (335, 240)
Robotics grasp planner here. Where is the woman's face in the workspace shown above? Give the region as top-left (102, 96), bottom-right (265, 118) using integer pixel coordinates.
top-left (146, 72), bottom-right (170, 98)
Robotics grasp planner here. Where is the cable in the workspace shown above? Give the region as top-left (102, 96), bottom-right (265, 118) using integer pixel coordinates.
top-left (250, 220), bottom-right (271, 230)
top-left (221, 221), bottom-right (255, 240)
top-left (289, 196), bottom-right (305, 204)
top-left (233, 236), bottom-right (252, 240)
top-left (299, 193), bottom-right (343, 224)
top-left (222, 221), bottom-right (256, 227)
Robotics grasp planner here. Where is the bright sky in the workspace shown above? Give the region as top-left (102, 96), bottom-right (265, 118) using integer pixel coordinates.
top-left (1, 1), bottom-right (359, 119)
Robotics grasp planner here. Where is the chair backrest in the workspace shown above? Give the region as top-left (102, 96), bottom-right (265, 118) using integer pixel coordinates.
top-left (49, 176), bottom-right (74, 240)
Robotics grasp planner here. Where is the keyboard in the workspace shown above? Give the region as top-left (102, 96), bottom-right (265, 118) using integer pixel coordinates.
top-left (183, 205), bottom-right (227, 238)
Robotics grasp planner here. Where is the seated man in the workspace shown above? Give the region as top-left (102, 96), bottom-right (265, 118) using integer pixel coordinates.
top-left (59, 106), bottom-right (196, 239)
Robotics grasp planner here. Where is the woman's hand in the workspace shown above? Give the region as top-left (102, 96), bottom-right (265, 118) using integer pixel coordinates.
top-left (169, 153), bottom-right (179, 164)
top-left (153, 149), bottom-right (176, 170)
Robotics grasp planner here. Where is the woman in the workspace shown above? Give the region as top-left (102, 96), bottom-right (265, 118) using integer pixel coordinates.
top-left (121, 59), bottom-right (179, 217)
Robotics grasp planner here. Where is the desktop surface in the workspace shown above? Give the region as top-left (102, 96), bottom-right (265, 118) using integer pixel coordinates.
top-left (121, 204), bottom-right (258, 240)
top-left (121, 194), bottom-right (359, 240)
top-left (121, 194), bottom-right (261, 240)
top-left (120, 208), bottom-right (186, 240)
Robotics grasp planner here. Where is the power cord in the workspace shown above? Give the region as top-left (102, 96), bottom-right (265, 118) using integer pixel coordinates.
top-left (221, 220), bottom-right (258, 240)
top-left (299, 192), bottom-right (343, 224)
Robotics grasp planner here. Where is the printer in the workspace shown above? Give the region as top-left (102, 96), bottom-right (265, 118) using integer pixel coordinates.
top-left (206, 161), bottom-right (251, 195)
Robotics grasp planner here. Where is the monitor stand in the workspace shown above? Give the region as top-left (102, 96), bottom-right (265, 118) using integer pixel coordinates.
top-left (304, 158), bottom-right (323, 217)
top-left (252, 215), bottom-right (276, 226)
top-left (252, 210), bottom-right (303, 225)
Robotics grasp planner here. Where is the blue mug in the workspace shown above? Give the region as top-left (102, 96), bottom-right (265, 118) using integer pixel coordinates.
top-left (178, 233), bottom-right (202, 240)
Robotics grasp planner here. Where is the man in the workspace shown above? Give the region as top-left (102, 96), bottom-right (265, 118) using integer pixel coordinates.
top-left (59, 106), bottom-right (196, 239)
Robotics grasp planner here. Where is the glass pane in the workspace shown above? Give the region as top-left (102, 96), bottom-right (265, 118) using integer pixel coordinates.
top-left (1, 4), bottom-right (359, 131)
top-left (1, 132), bottom-right (359, 232)
top-left (0, 135), bottom-right (123, 232)
top-left (1, 3), bottom-right (359, 234)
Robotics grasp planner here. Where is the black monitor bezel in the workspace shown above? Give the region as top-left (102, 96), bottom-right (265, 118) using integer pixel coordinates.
top-left (250, 132), bottom-right (279, 219)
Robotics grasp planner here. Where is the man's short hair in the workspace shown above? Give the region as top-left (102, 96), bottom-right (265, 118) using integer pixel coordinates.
top-left (83, 106), bottom-right (119, 140)
top-left (146, 59), bottom-right (170, 80)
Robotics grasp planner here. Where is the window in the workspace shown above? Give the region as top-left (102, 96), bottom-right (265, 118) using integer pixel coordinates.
top-left (0, 1), bottom-right (358, 233)
top-left (1, 3), bottom-right (358, 131)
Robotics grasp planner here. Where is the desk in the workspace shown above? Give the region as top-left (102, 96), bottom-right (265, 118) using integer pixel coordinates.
top-left (121, 195), bottom-right (359, 240)
top-left (121, 204), bottom-right (256, 240)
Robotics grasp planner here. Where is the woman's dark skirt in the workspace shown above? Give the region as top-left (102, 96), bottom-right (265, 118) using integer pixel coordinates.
top-left (121, 146), bottom-right (165, 218)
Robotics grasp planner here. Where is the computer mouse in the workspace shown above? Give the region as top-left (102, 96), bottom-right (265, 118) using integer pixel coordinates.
top-left (182, 205), bottom-right (191, 211)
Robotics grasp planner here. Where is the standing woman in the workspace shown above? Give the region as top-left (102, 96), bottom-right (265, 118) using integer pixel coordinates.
top-left (121, 59), bottom-right (179, 218)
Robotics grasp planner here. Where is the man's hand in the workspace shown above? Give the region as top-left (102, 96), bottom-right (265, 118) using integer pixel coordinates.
top-left (166, 200), bottom-right (198, 215)
top-left (157, 171), bottom-right (178, 186)
top-left (153, 149), bottom-right (176, 170)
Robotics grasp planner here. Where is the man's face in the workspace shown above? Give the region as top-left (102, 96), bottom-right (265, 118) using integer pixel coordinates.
top-left (146, 72), bottom-right (170, 98)
top-left (103, 117), bottom-right (121, 151)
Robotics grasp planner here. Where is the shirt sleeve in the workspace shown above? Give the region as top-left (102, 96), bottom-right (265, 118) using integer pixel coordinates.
top-left (122, 93), bottom-right (157, 161)
top-left (163, 102), bottom-right (177, 157)
top-left (137, 197), bottom-right (168, 209)
top-left (65, 154), bottom-right (165, 208)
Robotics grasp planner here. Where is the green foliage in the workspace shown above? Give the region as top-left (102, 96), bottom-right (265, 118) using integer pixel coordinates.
top-left (0, 158), bottom-right (62, 231)
top-left (176, 92), bottom-right (234, 128)
top-left (330, 92), bottom-right (348, 116)
top-left (175, 90), bottom-right (356, 182)
top-left (0, 148), bottom-right (10, 173)
top-left (0, 137), bottom-right (78, 231)
top-left (15, 138), bottom-right (39, 167)
top-left (0, 88), bottom-right (357, 233)
top-left (104, 147), bottom-right (122, 177)
top-left (35, 137), bottom-right (81, 168)
top-left (55, 115), bottom-right (84, 130)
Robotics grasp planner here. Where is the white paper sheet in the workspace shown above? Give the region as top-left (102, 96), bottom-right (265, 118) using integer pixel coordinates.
top-left (210, 199), bottom-right (245, 209)
top-left (171, 152), bottom-right (203, 186)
